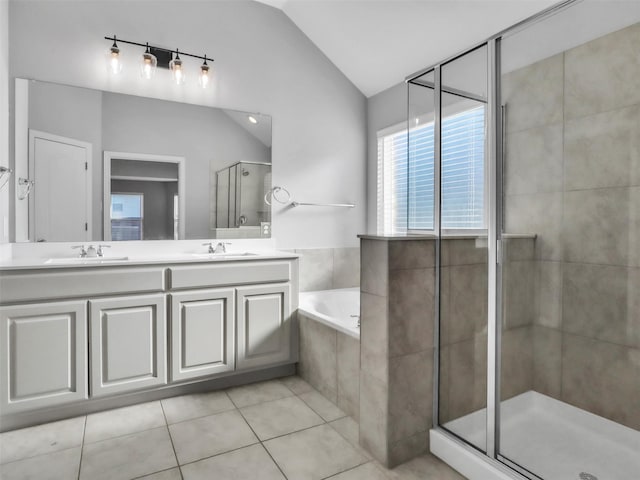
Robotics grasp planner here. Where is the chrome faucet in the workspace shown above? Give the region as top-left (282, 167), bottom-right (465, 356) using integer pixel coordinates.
top-left (97, 245), bottom-right (111, 257)
top-left (71, 245), bottom-right (87, 258)
top-left (202, 242), bottom-right (232, 254)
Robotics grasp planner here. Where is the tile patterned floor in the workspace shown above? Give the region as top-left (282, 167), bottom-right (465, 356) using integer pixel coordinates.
top-left (0, 376), bottom-right (466, 480)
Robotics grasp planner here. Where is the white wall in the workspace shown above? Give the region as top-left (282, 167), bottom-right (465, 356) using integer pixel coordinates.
top-left (8, 0), bottom-right (366, 249)
top-left (0, 0), bottom-right (9, 248)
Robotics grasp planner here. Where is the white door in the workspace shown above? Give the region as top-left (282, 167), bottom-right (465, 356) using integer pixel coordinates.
top-left (30, 130), bottom-right (92, 242)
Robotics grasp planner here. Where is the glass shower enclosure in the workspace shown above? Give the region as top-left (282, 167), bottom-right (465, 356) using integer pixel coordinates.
top-left (407, 1), bottom-right (640, 479)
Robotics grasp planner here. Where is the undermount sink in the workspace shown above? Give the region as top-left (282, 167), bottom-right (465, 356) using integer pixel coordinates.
top-left (45, 256), bottom-right (130, 264)
top-left (191, 252), bottom-right (257, 259)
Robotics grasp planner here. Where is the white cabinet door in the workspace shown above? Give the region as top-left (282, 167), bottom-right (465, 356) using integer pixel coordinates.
top-left (236, 283), bottom-right (291, 370)
top-left (0, 301), bottom-right (88, 414)
top-left (89, 294), bottom-right (167, 397)
top-left (170, 289), bottom-right (235, 382)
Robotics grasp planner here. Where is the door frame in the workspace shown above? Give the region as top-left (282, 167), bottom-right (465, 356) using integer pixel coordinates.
top-left (28, 129), bottom-right (93, 242)
top-left (103, 151), bottom-right (186, 241)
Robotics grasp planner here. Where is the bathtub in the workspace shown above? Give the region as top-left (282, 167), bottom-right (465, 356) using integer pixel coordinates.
top-left (298, 287), bottom-right (360, 339)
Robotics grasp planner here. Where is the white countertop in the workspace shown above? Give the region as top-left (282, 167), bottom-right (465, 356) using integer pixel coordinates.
top-left (0, 250), bottom-right (299, 272)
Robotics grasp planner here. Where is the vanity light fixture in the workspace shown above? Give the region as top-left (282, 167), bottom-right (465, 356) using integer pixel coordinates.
top-left (140, 42), bottom-right (157, 80)
top-left (169, 49), bottom-right (185, 85)
top-left (198, 56), bottom-right (210, 89)
top-left (104, 36), bottom-right (213, 87)
top-left (106, 35), bottom-right (123, 75)
top-left (248, 115), bottom-right (258, 124)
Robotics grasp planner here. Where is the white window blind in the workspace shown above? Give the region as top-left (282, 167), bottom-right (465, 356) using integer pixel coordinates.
top-left (377, 106), bottom-right (485, 234)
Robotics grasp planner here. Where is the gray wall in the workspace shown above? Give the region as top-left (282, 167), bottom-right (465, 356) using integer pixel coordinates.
top-left (102, 92), bottom-right (270, 239)
top-left (8, 0), bottom-right (367, 249)
top-left (366, 82), bottom-right (406, 233)
top-left (28, 81), bottom-right (103, 239)
top-left (0, 1), bottom-right (9, 245)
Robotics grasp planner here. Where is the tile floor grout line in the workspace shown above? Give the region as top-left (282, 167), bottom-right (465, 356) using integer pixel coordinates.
top-left (320, 460), bottom-right (377, 480)
top-left (163, 404), bottom-right (237, 427)
top-left (76, 415), bottom-right (87, 480)
top-left (130, 466), bottom-right (182, 480)
top-left (234, 402), bottom-right (290, 480)
top-left (160, 401), bottom-right (184, 480)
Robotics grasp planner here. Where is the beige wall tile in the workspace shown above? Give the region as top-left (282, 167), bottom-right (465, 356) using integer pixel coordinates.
top-left (565, 22), bottom-right (640, 120)
top-left (502, 260), bottom-right (535, 330)
top-left (359, 371), bottom-right (388, 465)
top-left (562, 333), bottom-right (640, 430)
top-left (446, 264), bottom-right (488, 344)
top-left (361, 239), bottom-right (389, 296)
top-left (532, 326), bottom-right (562, 399)
top-left (502, 53), bottom-right (564, 133)
top-left (296, 248), bottom-right (334, 292)
top-left (503, 237), bottom-right (535, 262)
top-left (563, 187), bottom-right (632, 266)
top-left (564, 104), bottom-right (640, 191)
top-left (337, 333), bottom-right (361, 421)
top-left (504, 123), bottom-right (563, 195)
top-left (388, 432), bottom-right (429, 469)
top-left (441, 238), bottom-right (487, 266)
top-left (535, 261), bottom-right (563, 329)
top-left (388, 351), bottom-right (433, 445)
top-left (500, 326), bottom-right (533, 400)
top-left (389, 240), bottom-right (435, 270)
top-left (333, 247), bottom-right (361, 289)
top-left (388, 268), bottom-right (435, 357)
top-left (360, 292), bottom-right (388, 383)
top-left (505, 192), bottom-right (563, 261)
top-left (298, 313), bottom-right (338, 402)
top-left (563, 263), bottom-right (639, 348)
top-left (448, 335), bottom-right (487, 420)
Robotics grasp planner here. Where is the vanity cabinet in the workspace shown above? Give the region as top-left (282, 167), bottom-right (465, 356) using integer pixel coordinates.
top-left (170, 289), bottom-right (235, 382)
top-left (0, 255), bottom-right (298, 428)
top-left (0, 301), bottom-right (88, 414)
top-left (89, 294), bottom-right (167, 397)
top-left (237, 283), bottom-right (291, 370)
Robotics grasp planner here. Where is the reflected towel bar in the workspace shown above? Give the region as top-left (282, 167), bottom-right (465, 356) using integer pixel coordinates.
top-left (291, 201), bottom-right (355, 208)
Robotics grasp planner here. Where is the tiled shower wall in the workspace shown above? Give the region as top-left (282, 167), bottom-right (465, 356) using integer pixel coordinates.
top-left (294, 247), bottom-right (360, 292)
top-left (503, 22), bottom-right (640, 430)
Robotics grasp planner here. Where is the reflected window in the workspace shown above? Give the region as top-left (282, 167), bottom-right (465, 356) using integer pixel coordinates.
top-left (377, 105), bottom-right (485, 233)
top-left (110, 193), bottom-right (144, 241)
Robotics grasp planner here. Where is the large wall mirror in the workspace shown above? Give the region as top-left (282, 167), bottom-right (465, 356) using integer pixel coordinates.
top-left (14, 78), bottom-right (272, 242)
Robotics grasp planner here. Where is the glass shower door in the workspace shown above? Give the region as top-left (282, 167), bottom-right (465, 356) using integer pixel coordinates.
top-left (498, 2), bottom-right (640, 479)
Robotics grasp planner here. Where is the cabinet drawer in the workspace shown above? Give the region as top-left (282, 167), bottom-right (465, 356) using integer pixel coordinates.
top-left (0, 267), bottom-right (165, 304)
top-left (169, 261), bottom-right (291, 290)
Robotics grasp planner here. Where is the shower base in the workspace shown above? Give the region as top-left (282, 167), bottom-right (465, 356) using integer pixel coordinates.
top-left (433, 391), bottom-right (640, 480)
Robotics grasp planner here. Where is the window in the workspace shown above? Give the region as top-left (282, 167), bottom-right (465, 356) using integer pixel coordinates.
top-left (110, 193), bottom-right (144, 241)
top-left (377, 105), bottom-right (486, 234)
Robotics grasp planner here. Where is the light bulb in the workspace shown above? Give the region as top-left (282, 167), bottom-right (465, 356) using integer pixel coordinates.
top-left (140, 43), bottom-right (157, 80)
top-left (106, 38), bottom-right (123, 75)
top-left (169, 50), bottom-right (185, 85)
top-left (248, 115), bottom-right (258, 124)
top-left (198, 58), bottom-right (210, 89)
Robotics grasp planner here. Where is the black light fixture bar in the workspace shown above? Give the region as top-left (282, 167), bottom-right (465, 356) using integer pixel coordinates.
top-left (104, 35), bottom-right (212, 63)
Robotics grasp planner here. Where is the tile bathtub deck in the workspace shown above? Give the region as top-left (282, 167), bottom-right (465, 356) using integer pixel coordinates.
top-left (0, 376), bottom-right (466, 480)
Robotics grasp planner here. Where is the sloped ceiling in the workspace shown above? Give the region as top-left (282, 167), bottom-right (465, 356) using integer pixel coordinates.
top-left (255, 0), bottom-right (559, 97)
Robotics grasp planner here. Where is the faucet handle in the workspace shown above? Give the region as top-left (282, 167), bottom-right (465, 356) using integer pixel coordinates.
top-left (71, 245), bottom-right (87, 257)
top-left (202, 242), bottom-right (215, 253)
top-left (97, 245), bottom-right (111, 257)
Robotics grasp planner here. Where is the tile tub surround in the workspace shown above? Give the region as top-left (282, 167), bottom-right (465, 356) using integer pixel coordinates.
top-left (503, 21), bottom-right (640, 430)
top-left (0, 376), bottom-right (464, 480)
top-left (298, 311), bottom-right (361, 421)
top-left (294, 247), bottom-right (360, 292)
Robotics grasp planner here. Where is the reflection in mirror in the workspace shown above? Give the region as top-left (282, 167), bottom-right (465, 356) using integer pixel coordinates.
top-left (15, 78), bottom-right (272, 242)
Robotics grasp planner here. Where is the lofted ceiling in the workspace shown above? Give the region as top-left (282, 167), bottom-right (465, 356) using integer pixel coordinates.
top-left (255, 0), bottom-right (560, 97)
